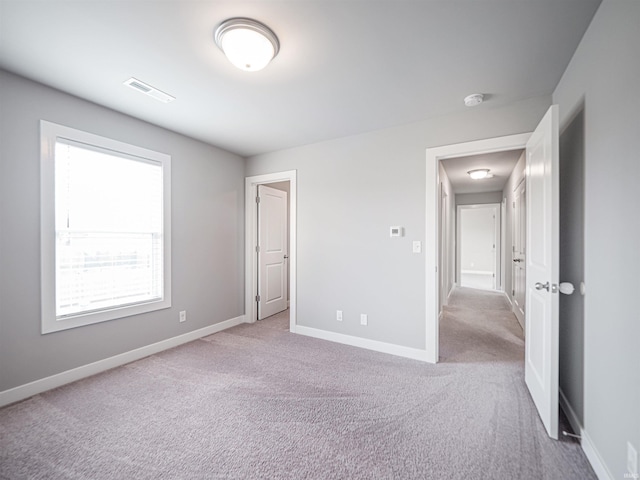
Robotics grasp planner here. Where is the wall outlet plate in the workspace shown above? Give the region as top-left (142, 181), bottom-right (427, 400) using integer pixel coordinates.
top-left (179, 311), bottom-right (187, 323)
top-left (360, 314), bottom-right (368, 326)
top-left (336, 310), bottom-right (343, 322)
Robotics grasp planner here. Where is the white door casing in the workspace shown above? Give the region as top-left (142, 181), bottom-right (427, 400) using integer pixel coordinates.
top-left (513, 179), bottom-right (526, 329)
top-left (257, 185), bottom-right (288, 320)
top-left (245, 170), bottom-right (297, 331)
top-left (524, 105), bottom-right (560, 439)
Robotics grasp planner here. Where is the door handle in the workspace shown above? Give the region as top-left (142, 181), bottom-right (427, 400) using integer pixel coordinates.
top-left (284, 255), bottom-right (289, 259)
top-left (513, 258), bottom-right (522, 263)
top-left (535, 282), bottom-right (549, 291)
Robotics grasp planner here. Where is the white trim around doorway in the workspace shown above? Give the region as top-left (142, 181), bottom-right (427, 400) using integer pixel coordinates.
top-left (245, 170), bottom-right (297, 332)
top-left (425, 133), bottom-right (531, 363)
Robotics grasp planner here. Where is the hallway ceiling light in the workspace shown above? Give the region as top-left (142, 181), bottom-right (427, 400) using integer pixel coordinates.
top-left (468, 169), bottom-right (491, 180)
top-left (215, 18), bottom-right (279, 72)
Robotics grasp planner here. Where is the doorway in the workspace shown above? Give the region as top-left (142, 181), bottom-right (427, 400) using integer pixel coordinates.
top-left (425, 133), bottom-right (531, 363)
top-left (512, 179), bottom-right (526, 329)
top-left (457, 204), bottom-right (501, 291)
top-left (245, 171), bottom-right (297, 332)
top-left (257, 183), bottom-right (289, 320)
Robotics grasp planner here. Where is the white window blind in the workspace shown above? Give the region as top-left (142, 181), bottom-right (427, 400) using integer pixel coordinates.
top-left (54, 139), bottom-right (164, 318)
top-left (41, 120), bottom-right (171, 333)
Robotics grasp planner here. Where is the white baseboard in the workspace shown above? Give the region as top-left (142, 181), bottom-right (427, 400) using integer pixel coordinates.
top-left (0, 315), bottom-right (245, 408)
top-left (581, 429), bottom-right (614, 480)
top-left (504, 292), bottom-right (513, 307)
top-left (294, 325), bottom-right (429, 362)
top-left (559, 388), bottom-right (581, 437)
top-left (559, 389), bottom-right (613, 480)
top-left (461, 270), bottom-right (494, 275)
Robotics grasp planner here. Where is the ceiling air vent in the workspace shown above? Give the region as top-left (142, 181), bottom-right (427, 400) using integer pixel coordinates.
top-left (123, 77), bottom-right (175, 103)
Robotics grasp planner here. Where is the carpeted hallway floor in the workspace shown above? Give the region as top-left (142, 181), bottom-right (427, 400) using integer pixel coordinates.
top-left (0, 287), bottom-right (596, 479)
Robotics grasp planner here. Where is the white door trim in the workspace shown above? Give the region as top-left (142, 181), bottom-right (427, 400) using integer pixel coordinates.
top-left (425, 133), bottom-right (531, 363)
top-left (245, 170), bottom-right (297, 332)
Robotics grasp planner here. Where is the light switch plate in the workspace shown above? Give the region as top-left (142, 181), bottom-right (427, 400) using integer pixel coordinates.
top-left (412, 241), bottom-right (422, 253)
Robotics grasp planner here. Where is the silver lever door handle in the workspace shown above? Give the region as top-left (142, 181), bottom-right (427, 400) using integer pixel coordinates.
top-left (535, 282), bottom-right (549, 291)
top-left (513, 258), bottom-right (522, 263)
top-left (284, 255), bottom-right (289, 259)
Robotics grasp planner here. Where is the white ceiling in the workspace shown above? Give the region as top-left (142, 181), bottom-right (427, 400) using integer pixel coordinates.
top-left (441, 150), bottom-right (524, 194)
top-left (0, 0), bottom-right (601, 157)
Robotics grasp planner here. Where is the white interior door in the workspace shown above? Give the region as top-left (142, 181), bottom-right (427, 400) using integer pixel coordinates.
top-left (458, 205), bottom-right (499, 291)
top-left (525, 105), bottom-right (560, 439)
top-left (258, 185), bottom-right (288, 320)
top-left (512, 180), bottom-right (526, 329)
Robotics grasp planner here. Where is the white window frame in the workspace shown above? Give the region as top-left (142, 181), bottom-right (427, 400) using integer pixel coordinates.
top-left (40, 120), bottom-right (172, 333)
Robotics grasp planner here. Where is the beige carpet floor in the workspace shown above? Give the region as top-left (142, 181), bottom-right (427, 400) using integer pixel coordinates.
top-left (0, 288), bottom-right (596, 479)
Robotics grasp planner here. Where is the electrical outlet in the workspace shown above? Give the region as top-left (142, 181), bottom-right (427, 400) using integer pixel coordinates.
top-left (179, 310), bottom-right (187, 323)
top-left (360, 314), bottom-right (368, 326)
top-left (628, 442), bottom-right (638, 477)
top-left (336, 310), bottom-right (343, 322)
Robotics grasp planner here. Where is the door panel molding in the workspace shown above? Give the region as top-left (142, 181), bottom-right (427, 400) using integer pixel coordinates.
top-left (258, 185), bottom-right (288, 319)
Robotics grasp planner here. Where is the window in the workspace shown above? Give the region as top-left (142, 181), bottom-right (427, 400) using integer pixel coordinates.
top-left (40, 121), bottom-right (171, 333)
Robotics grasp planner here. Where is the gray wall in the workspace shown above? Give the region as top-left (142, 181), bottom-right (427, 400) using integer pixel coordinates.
top-left (455, 191), bottom-right (503, 206)
top-left (558, 106), bottom-right (585, 428)
top-left (552, 1), bottom-right (640, 477)
top-left (0, 70), bottom-right (245, 392)
top-left (438, 163), bottom-right (455, 307)
top-left (502, 153), bottom-right (525, 306)
top-left (246, 95), bottom-right (551, 350)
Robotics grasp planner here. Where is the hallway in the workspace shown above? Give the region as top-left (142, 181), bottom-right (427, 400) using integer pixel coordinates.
top-left (437, 286), bottom-right (596, 478)
top-left (440, 286), bottom-right (524, 363)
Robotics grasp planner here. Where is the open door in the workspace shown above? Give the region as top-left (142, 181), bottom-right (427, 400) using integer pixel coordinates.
top-left (524, 105), bottom-right (560, 439)
top-left (257, 185), bottom-right (288, 320)
top-left (512, 179), bottom-right (526, 329)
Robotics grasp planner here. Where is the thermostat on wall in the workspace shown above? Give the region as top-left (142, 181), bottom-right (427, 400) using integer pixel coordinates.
top-left (390, 226), bottom-right (404, 237)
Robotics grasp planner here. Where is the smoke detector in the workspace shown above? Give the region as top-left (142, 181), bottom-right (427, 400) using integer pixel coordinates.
top-left (464, 93), bottom-right (484, 107)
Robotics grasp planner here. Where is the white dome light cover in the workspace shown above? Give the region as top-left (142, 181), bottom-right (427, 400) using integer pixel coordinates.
top-left (215, 18), bottom-right (280, 72)
top-left (468, 169), bottom-right (491, 180)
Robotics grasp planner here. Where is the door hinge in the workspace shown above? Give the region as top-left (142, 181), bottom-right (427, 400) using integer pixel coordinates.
top-left (512, 290), bottom-right (515, 296)
top-left (512, 201), bottom-right (515, 208)
top-left (256, 196), bottom-right (260, 204)
top-left (255, 295), bottom-right (260, 302)
top-left (256, 245), bottom-right (260, 253)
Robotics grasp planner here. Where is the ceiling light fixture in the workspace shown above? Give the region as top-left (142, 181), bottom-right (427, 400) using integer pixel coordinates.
top-left (468, 169), bottom-right (491, 180)
top-left (215, 18), bottom-right (279, 72)
top-left (464, 93), bottom-right (484, 107)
